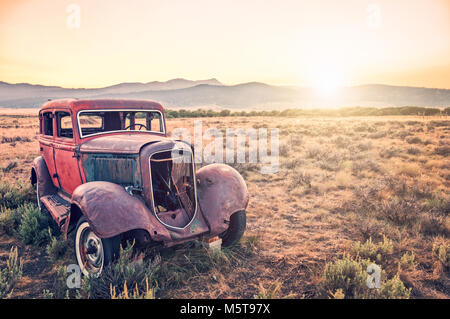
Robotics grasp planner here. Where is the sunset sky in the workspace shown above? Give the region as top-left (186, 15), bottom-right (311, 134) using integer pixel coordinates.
top-left (0, 0), bottom-right (449, 89)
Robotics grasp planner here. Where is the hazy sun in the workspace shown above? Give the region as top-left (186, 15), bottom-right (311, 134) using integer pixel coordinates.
top-left (308, 63), bottom-right (344, 98)
top-left (313, 73), bottom-right (342, 97)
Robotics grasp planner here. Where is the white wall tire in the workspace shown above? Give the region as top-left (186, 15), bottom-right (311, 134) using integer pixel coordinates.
top-left (74, 217), bottom-right (120, 277)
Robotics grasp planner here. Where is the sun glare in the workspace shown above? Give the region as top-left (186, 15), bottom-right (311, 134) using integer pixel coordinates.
top-left (311, 69), bottom-right (343, 98)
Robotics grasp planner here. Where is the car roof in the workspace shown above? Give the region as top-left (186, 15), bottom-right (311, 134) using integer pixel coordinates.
top-left (39, 99), bottom-right (164, 113)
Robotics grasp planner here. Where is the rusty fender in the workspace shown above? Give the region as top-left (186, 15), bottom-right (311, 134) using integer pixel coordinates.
top-left (196, 163), bottom-right (249, 236)
top-left (71, 181), bottom-right (171, 241)
top-left (31, 156), bottom-right (57, 197)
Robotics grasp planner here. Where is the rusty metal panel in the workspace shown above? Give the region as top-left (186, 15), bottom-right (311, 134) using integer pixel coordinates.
top-left (79, 134), bottom-right (171, 154)
top-left (32, 156), bottom-right (57, 197)
top-left (196, 164), bottom-right (249, 236)
top-left (71, 181), bottom-right (171, 240)
top-left (81, 153), bottom-right (141, 187)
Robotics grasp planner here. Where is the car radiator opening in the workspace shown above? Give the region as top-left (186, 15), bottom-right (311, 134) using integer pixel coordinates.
top-left (149, 150), bottom-right (197, 228)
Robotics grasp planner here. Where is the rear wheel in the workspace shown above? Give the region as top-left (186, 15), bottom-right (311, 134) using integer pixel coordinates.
top-left (74, 217), bottom-right (120, 276)
top-left (219, 210), bottom-right (246, 247)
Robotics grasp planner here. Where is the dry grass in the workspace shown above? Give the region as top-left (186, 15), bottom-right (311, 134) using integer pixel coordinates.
top-left (0, 110), bottom-right (449, 298)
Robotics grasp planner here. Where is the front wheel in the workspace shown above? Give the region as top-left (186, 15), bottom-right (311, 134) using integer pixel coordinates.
top-left (74, 217), bottom-right (120, 276)
top-left (219, 210), bottom-right (246, 247)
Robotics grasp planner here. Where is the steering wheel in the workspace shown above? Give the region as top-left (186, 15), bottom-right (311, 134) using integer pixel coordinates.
top-left (124, 123), bottom-right (148, 131)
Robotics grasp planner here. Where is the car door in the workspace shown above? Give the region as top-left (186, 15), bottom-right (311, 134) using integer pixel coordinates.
top-left (39, 110), bottom-right (60, 188)
top-left (53, 110), bottom-right (83, 194)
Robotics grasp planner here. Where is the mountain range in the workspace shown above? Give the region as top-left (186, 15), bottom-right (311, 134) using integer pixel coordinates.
top-left (1, 78), bottom-right (449, 109)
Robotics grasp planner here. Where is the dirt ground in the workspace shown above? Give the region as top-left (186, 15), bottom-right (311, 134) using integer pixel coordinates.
top-left (0, 110), bottom-right (449, 298)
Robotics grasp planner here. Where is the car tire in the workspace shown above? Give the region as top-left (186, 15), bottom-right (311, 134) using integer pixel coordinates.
top-left (219, 210), bottom-right (246, 247)
top-left (74, 216), bottom-right (120, 276)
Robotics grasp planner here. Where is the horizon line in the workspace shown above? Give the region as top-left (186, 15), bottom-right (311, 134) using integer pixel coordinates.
top-left (1, 78), bottom-right (449, 91)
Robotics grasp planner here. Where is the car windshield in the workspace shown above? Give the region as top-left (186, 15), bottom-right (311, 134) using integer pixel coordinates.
top-left (78, 110), bottom-right (164, 138)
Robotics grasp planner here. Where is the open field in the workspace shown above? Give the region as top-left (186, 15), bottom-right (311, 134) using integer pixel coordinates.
top-left (0, 110), bottom-right (449, 299)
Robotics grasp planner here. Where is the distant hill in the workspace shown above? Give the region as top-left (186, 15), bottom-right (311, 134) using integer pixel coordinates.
top-left (0, 78), bottom-right (449, 109)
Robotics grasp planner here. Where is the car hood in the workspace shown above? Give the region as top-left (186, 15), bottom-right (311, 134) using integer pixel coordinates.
top-left (79, 133), bottom-right (171, 154)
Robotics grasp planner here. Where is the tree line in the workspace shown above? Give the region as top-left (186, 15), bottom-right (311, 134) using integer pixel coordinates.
top-left (165, 106), bottom-right (450, 118)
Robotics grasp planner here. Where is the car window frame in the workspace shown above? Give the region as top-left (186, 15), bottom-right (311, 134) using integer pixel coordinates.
top-left (41, 111), bottom-right (54, 137)
top-left (55, 110), bottom-right (74, 141)
top-left (77, 109), bottom-right (166, 139)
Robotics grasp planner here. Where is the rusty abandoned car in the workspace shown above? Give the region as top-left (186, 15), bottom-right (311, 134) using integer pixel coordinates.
top-left (31, 99), bottom-right (249, 276)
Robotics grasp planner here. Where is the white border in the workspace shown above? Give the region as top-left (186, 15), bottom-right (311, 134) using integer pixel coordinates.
top-left (77, 109), bottom-right (166, 139)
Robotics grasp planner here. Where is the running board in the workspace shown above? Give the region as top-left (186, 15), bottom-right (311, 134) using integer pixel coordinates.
top-left (40, 193), bottom-right (70, 227)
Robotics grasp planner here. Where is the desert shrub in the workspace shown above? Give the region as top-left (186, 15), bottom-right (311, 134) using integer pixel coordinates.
top-left (406, 147), bottom-right (421, 155)
top-left (254, 281), bottom-right (283, 299)
top-left (46, 234), bottom-right (72, 264)
top-left (434, 146), bottom-right (450, 156)
top-left (378, 199), bottom-right (420, 227)
top-left (320, 255), bottom-right (410, 299)
top-left (398, 163), bottom-right (421, 177)
top-left (379, 147), bottom-right (400, 159)
top-left (279, 144), bottom-right (290, 157)
top-left (406, 137), bottom-right (422, 144)
top-left (253, 281), bottom-right (294, 299)
top-left (379, 275), bottom-right (411, 299)
top-left (42, 289), bottom-right (54, 299)
top-left (419, 215), bottom-right (449, 237)
top-left (289, 170), bottom-right (312, 188)
top-left (396, 130), bottom-right (412, 139)
top-left (355, 141), bottom-right (372, 152)
top-left (18, 203), bottom-right (52, 246)
top-left (156, 246), bottom-right (231, 290)
top-left (0, 246), bottom-right (23, 298)
top-left (320, 255), bottom-right (372, 298)
top-left (305, 143), bottom-right (324, 159)
top-left (85, 243), bottom-right (158, 299)
top-left (428, 120), bottom-right (450, 128)
top-left (400, 252), bottom-right (416, 270)
top-left (0, 181), bottom-right (35, 209)
top-left (288, 134), bottom-right (302, 146)
top-left (0, 206), bottom-right (22, 236)
top-left (1, 161), bottom-right (18, 173)
top-left (110, 277), bottom-right (155, 299)
top-left (318, 153), bottom-right (344, 171)
top-left (368, 131), bottom-right (386, 139)
top-left (351, 236), bottom-right (394, 261)
top-left (333, 136), bottom-right (351, 149)
top-left (352, 158), bottom-right (380, 175)
top-left (284, 157), bottom-right (304, 170)
top-left (151, 238), bottom-right (256, 297)
top-left (0, 136), bottom-right (31, 144)
top-left (432, 242), bottom-right (449, 269)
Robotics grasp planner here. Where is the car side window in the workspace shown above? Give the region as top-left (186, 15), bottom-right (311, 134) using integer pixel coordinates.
top-left (42, 112), bottom-right (53, 136)
top-left (56, 112), bottom-right (73, 138)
